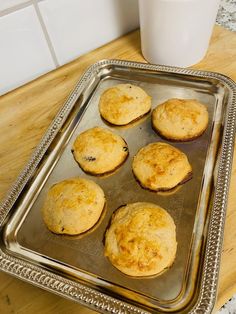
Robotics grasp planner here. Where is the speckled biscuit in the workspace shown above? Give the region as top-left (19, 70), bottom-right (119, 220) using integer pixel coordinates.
top-left (104, 202), bottom-right (177, 277)
top-left (152, 98), bottom-right (209, 141)
top-left (72, 127), bottom-right (129, 175)
top-left (132, 142), bottom-right (192, 191)
top-left (99, 84), bottom-right (151, 125)
top-left (42, 177), bottom-right (105, 235)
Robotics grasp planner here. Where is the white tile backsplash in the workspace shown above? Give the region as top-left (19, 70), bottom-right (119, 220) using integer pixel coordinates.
top-left (0, 0), bottom-right (29, 12)
top-left (38, 0), bottom-right (139, 65)
top-left (0, 0), bottom-right (139, 95)
top-left (0, 0), bottom-right (233, 96)
top-left (0, 6), bottom-right (55, 95)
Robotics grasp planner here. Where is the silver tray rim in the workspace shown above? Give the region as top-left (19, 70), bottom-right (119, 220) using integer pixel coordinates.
top-left (0, 59), bottom-right (236, 314)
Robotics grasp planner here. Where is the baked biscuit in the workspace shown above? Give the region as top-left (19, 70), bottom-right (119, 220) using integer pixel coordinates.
top-left (42, 177), bottom-right (105, 235)
top-left (72, 127), bottom-right (129, 175)
top-left (105, 202), bottom-right (177, 277)
top-left (99, 84), bottom-right (151, 125)
top-left (132, 142), bottom-right (192, 191)
top-left (152, 98), bottom-right (209, 141)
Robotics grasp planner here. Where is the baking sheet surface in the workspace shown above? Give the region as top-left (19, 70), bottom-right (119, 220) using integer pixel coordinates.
top-left (3, 63), bottom-right (228, 312)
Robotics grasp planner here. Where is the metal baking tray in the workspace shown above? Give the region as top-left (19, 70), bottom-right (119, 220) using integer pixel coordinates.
top-left (0, 60), bottom-right (236, 314)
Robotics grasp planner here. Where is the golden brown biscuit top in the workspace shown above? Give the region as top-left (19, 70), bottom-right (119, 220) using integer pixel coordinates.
top-left (137, 143), bottom-right (182, 174)
top-left (99, 84), bottom-right (151, 125)
top-left (132, 142), bottom-right (192, 191)
top-left (152, 98), bottom-right (209, 141)
top-left (74, 127), bottom-right (118, 152)
top-left (42, 177), bottom-right (105, 235)
top-left (47, 178), bottom-right (98, 208)
top-left (72, 126), bottom-right (128, 175)
top-left (105, 202), bottom-right (177, 276)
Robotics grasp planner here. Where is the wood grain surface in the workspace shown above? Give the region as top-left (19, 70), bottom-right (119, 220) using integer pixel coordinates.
top-left (0, 25), bottom-right (236, 314)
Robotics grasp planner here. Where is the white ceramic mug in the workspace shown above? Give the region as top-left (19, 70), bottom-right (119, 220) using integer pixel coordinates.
top-left (138, 0), bottom-right (221, 67)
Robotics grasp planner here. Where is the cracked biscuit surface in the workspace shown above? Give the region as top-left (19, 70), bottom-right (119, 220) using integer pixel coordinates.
top-left (72, 127), bottom-right (129, 175)
top-left (132, 142), bottom-right (192, 191)
top-left (42, 177), bottom-right (105, 235)
top-left (104, 202), bottom-right (177, 277)
top-left (99, 84), bottom-right (151, 125)
top-left (152, 98), bottom-right (209, 141)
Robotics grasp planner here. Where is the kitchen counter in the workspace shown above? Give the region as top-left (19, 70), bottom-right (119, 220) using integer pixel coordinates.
top-left (0, 25), bottom-right (236, 314)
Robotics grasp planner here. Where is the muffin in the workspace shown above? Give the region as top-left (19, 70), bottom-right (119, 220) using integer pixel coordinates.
top-left (72, 127), bottom-right (129, 175)
top-left (105, 202), bottom-right (177, 277)
top-left (132, 142), bottom-right (192, 191)
top-left (42, 177), bottom-right (105, 235)
top-left (99, 84), bottom-right (151, 125)
top-left (152, 98), bottom-right (209, 141)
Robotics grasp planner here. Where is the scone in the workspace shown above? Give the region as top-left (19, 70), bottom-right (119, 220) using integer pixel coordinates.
top-left (105, 202), bottom-right (177, 277)
top-left (132, 142), bottom-right (192, 191)
top-left (99, 84), bottom-right (151, 125)
top-left (42, 177), bottom-right (105, 235)
top-left (72, 127), bottom-right (129, 175)
top-left (152, 98), bottom-right (209, 141)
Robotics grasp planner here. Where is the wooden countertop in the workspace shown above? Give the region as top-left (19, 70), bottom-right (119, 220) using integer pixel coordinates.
top-left (0, 25), bottom-right (236, 313)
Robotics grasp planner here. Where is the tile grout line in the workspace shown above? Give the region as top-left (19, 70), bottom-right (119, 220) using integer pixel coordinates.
top-left (0, 1), bottom-right (34, 17)
top-left (0, 0), bottom-right (46, 17)
top-left (33, 1), bottom-right (60, 68)
top-left (0, 0), bottom-right (59, 68)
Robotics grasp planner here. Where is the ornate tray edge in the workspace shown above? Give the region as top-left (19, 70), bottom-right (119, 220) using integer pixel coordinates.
top-left (0, 59), bottom-right (236, 314)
